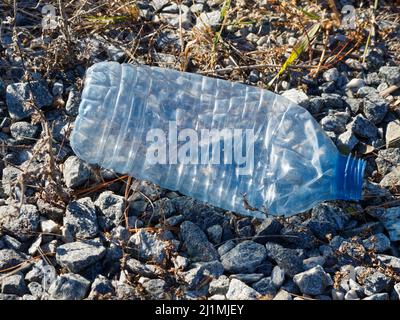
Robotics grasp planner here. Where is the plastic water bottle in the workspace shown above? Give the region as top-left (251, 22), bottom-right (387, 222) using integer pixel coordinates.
top-left (70, 62), bottom-right (366, 218)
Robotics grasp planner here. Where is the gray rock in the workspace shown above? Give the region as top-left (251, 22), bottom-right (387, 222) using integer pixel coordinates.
top-left (196, 11), bottom-right (221, 30)
top-left (373, 207), bottom-right (400, 242)
top-left (63, 156), bottom-right (91, 188)
top-left (129, 229), bottom-right (168, 265)
top-left (159, 4), bottom-right (192, 30)
top-left (1, 273), bottom-right (27, 296)
top-left (151, 0), bottom-right (169, 11)
top-left (229, 273), bottom-right (264, 284)
top-left (362, 233), bottom-right (391, 252)
top-left (125, 258), bottom-right (160, 278)
top-left (56, 241), bottom-right (106, 273)
top-left (208, 294), bottom-right (226, 300)
top-left (379, 66), bottom-right (400, 85)
top-left (182, 261), bottom-right (224, 290)
top-left (380, 167), bottom-right (400, 188)
top-left (0, 204), bottom-right (40, 241)
top-left (344, 289), bottom-right (359, 300)
top-left (88, 275), bottom-right (114, 299)
top-left (337, 241), bottom-right (367, 265)
top-left (393, 282), bottom-right (400, 300)
top-left (63, 197), bottom-right (98, 239)
top-left (40, 219), bottom-right (60, 234)
top-left (190, 3), bottom-right (205, 14)
top-left (180, 221), bottom-right (218, 262)
top-left (172, 255), bottom-right (189, 270)
top-left (337, 129), bottom-right (359, 153)
top-left (139, 278), bottom-right (166, 299)
top-left (271, 265), bottom-right (285, 288)
top-left (332, 288), bottom-right (345, 300)
top-left (375, 148), bottom-right (400, 175)
top-left (52, 81), bottom-right (64, 96)
top-left (253, 218), bottom-right (283, 245)
top-left (363, 272), bottom-right (391, 296)
top-left (273, 289), bottom-right (292, 300)
top-left (346, 78), bottom-right (366, 90)
top-left (217, 240), bottom-right (235, 256)
top-left (306, 203), bottom-right (349, 240)
top-left (27, 282), bottom-right (44, 298)
top-left (265, 243), bottom-right (303, 277)
top-left (307, 97), bottom-right (324, 114)
top-left (320, 93), bottom-right (344, 110)
top-left (303, 256), bottom-right (326, 270)
top-left (321, 111), bottom-right (350, 133)
top-left (366, 72), bottom-right (381, 86)
top-left (357, 86), bottom-right (378, 97)
top-left (252, 277), bottom-right (276, 296)
top-left (106, 44), bottom-right (125, 62)
top-left (1, 234), bottom-right (22, 251)
top-left (111, 225), bottom-right (130, 243)
top-left (386, 120), bottom-right (400, 148)
top-left (65, 89), bottom-right (80, 116)
top-left (0, 293), bottom-right (19, 300)
top-left (209, 275), bottom-right (230, 295)
top-left (323, 68), bottom-right (339, 82)
top-left (293, 265), bottom-right (332, 296)
top-left (24, 259), bottom-right (47, 283)
top-left (221, 241), bottom-right (267, 274)
top-left (377, 255), bottom-right (400, 273)
top-left (206, 224), bottom-right (223, 244)
top-left (10, 122), bottom-right (39, 144)
top-left (348, 114), bottom-right (379, 139)
top-left (363, 93), bottom-right (389, 124)
top-left (48, 273), bottom-right (90, 300)
top-left (0, 78), bottom-right (5, 97)
top-left (344, 97), bottom-right (363, 114)
top-left (282, 89), bottom-right (309, 108)
top-left (6, 81), bottom-right (53, 120)
top-left (363, 293), bottom-right (389, 300)
top-left (226, 279), bottom-right (261, 300)
top-left (95, 191), bottom-right (125, 230)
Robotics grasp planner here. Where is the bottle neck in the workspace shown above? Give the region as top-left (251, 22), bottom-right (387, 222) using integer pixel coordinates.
top-left (334, 154), bottom-right (366, 201)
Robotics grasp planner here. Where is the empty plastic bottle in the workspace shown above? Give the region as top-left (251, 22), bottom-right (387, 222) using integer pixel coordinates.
top-left (70, 62), bottom-right (366, 218)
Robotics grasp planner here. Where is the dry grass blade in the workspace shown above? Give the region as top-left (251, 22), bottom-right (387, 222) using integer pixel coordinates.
top-left (268, 22), bottom-right (321, 87)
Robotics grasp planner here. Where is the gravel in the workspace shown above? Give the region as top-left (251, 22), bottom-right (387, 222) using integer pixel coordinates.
top-left (95, 191), bottom-right (126, 230)
top-left (379, 66), bottom-right (400, 85)
top-left (48, 273), bottom-right (90, 300)
top-left (253, 218), bottom-right (283, 244)
top-left (293, 265), bottom-right (332, 296)
top-left (363, 272), bottom-right (391, 296)
top-left (226, 279), bottom-right (261, 300)
top-left (221, 241), bottom-right (267, 274)
top-left (1, 273), bottom-right (28, 296)
top-left (6, 81), bottom-right (53, 120)
top-left (180, 221), bottom-right (219, 262)
top-left (348, 114), bottom-right (378, 139)
top-left (252, 277), bottom-right (277, 296)
top-left (306, 203), bottom-right (349, 240)
top-left (0, 204), bottom-right (40, 241)
top-left (386, 120), bottom-right (400, 148)
top-left (56, 240), bottom-right (106, 273)
top-left (129, 229), bottom-right (169, 265)
top-left (209, 275), bottom-right (230, 295)
top-left (63, 197), bottom-right (99, 239)
top-left (63, 156), bottom-right (91, 189)
top-left (265, 243), bottom-right (304, 277)
top-left (10, 122), bottom-right (39, 144)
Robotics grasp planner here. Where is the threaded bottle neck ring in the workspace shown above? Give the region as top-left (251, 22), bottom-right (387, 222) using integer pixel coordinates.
top-left (335, 154), bottom-right (366, 201)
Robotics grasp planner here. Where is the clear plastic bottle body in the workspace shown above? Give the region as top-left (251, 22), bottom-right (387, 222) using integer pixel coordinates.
top-left (71, 62), bottom-right (365, 218)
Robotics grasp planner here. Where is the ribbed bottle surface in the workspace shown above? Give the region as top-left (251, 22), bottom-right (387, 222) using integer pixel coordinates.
top-left (71, 62), bottom-right (364, 218)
